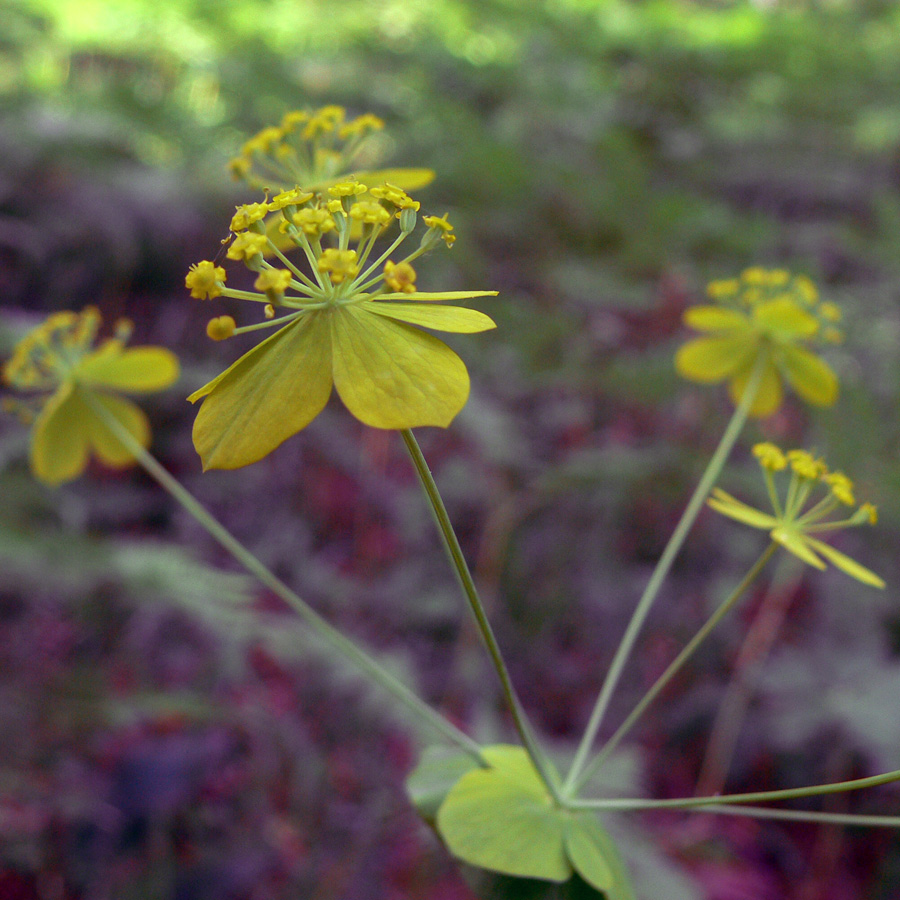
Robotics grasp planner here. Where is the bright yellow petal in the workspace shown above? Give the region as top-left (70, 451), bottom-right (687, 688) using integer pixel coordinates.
top-left (377, 291), bottom-right (499, 302)
top-left (771, 528), bottom-right (827, 570)
top-left (683, 306), bottom-right (749, 332)
top-left (362, 301), bottom-right (496, 333)
top-left (804, 537), bottom-right (885, 588)
top-left (728, 356), bottom-right (783, 416)
top-left (330, 305), bottom-right (469, 429)
top-left (356, 168), bottom-right (436, 191)
top-left (675, 335), bottom-right (757, 383)
top-left (191, 314), bottom-right (333, 470)
top-left (753, 298), bottom-right (819, 339)
top-left (29, 384), bottom-right (90, 486)
top-left (85, 391), bottom-right (150, 467)
top-left (777, 344), bottom-right (838, 407)
top-left (77, 346), bottom-right (180, 393)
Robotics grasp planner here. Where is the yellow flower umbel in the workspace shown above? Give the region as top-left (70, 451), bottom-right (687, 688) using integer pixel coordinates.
top-left (228, 105), bottom-right (434, 195)
top-left (186, 183), bottom-right (497, 471)
top-left (3, 308), bottom-right (180, 486)
top-left (707, 443), bottom-right (883, 588)
top-left (676, 269), bottom-right (841, 416)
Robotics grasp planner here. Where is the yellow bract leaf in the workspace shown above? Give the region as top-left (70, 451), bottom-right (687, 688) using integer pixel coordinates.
top-left (330, 306), bottom-right (469, 429)
top-left (804, 537), bottom-right (885, 588)
top-left (753, 297), bottom-right (819, 339)
top-left (675, 335), bottom-right (757, 383)
top-left (362, 301), bottom-right (496, 334)
top-left (683, 305), bottom-right (748, 332)
top-left (77, 345), bottom-right (180, 393)
top-left (85, 392), bottom-right (151, 466)
top-left (191, 314), bottom-right (333, 470)
top-left (727, 355), bottom-right (782, 417)
top-left (29, 384), bottom-right (89, 486)
top-left (357, 168), bottom-right (436, 192)
top-left (771, 527), bottom-right (827, 570)
top-left (778, 344), bottom-right (839, 407)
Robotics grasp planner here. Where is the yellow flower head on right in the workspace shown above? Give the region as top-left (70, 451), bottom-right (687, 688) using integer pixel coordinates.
top-left (708, 442), bottom-right (884, 588)
top-left (676, 269), bottom-right (841, 416)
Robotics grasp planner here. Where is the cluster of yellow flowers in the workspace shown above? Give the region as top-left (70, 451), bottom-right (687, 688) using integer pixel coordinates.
top-left (677, 267), bottom-right (842, 416)
top-left (2, 308), bottom-right (179, 485)
top-left (227, 105), bottom-right (433, 197)
top-left (184, 177), bottom-right (495, 471)
top-left (708, 442), bottom-right (883, 587)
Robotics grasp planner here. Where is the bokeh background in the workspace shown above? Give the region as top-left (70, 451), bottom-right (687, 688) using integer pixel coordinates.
top-left (3, 0), bottom-right (900, 897)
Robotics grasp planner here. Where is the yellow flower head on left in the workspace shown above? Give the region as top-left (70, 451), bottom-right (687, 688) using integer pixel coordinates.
top-left (3, 308), bottom-right (180, 485)
top-left (186, 187), bottom-right (497, 471)
top-left (676, 269), bottom-right (841, 416)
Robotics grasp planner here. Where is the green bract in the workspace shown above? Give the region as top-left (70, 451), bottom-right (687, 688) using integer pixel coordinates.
top-left (708, 443), bottom-right (884, 588)
top-left (187, 183), bottom-right (496, 471)
top-left (2, 308), bottom-right (180, 486)
top-left (676, 268), bottom-right (841, 416)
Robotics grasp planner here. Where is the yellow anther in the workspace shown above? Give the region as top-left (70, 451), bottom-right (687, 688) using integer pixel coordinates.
top-left (291, 207), bottom-right (336, 237)
top-left (206, 316), bottom-right (236, 341)
top-left (328, 180), bottom-right (368, 198)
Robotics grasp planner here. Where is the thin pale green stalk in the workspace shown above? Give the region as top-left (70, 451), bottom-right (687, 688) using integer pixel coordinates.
top-left (570, 767), bottom-right (900, 811)
top-left (401, 429), bottom-right (562, 803)
top-left (673, 805), bottom-right (900, 828)
top-left (563, 355), bottom-right (768, 795)
top-left (84, 393), bottom-right (483, 761)
top-left (574, 542), bottom-right (778, 792)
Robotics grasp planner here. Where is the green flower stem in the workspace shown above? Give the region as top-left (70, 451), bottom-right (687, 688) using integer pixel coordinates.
top-left (84, 393), bottom-right (483, 762)
top-left (570, 766), bottom-right (900, 811)
top-left (562, 355), bottom-right (767, 796)
top-left (400, 429), bottom-right (562, 803)
top-left (668, 805), bottom-right (900, 828)
top-left (573, 541), bottom-right (778, 793)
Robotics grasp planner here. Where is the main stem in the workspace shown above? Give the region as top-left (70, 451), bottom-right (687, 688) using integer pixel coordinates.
top-left (573, 542), bottom-right (778, 792)
top-left (400, 429), bottom-right (561, 802)
top-left (84, 393), bottom-right (483, 761)
top-left (563, 357), bottom-right (766, 795)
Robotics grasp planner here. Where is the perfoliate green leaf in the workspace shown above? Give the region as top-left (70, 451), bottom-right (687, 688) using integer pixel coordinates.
top-left (331, 305), bottom-right (469, 429)
top-left (675, 335), bottom-right (756, 383)
top-left (804, 537), bottom-right (886, 588)
top-left (190, 313), bottom-right (333, 470)
top-left (682, 306), bottom-right (748, 332)
top-left (752, 297), bottom-right (819, 338)
top-left (78, 345), bottom-right (180, 392)
top-left (564, 815), bottom-right (636, 900)
top-left (29, 384), bottom-right (89, 486)
top-left (777, 344), bottom-right (838, 407)
top-left (436, 745), bottom-right (571, 883)
top-left (771, 528), bottom-right (827, 570)
top-left (362, 301), bottom-right (496, 333)
top-left (406, 747), bottom-right (482, 825)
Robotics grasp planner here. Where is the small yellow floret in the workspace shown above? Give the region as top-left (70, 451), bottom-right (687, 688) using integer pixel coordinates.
top-left (227, 232), bottom-right (268, 262)
top-left (207, 316), bottom-right (236, 341)
top-left (280, 110), bottom-right (310, 133)
top-left (706, 278), bottom-right (740, 300)
top-left (819, 302), bottom-right (843, 323)
top-left (752, 442), bottom-right (787, 471)
top-left (230, 202), bottom-right (270, 233)
top-left (859, 502), bottom-right (878, 525)
top-left (348, 200), bottom-right (392, 227)
top-left (268, 187), bottom-right (314, 211)
top-left (370, 183), bottom-right (421, 212)
top-left (292, 207), bottom-right (336, 236)
top-left (338, 113), bottom-right (385, 139)
top-left (793, 274), bottom-right (818, 304)
top-left (328, 180), bottom-right (368, 198)
top-left (254, 268), bottom-right (293, 295)
top-left (384, 261), bottom-right (417, 293)
top-left (186, 261), bottom-right (226, 300)
top-left (824, 471), bottom-right (855, 506)
top-left (318, 248), bottom-right (359, 284)
top-left (423, 214), bottom-right (456, 247)
top-left (787, 449), bottom-right (826, 480)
